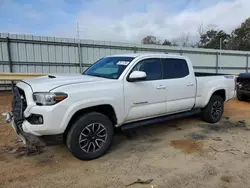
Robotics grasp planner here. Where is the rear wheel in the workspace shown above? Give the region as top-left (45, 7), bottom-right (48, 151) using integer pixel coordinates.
top-left (200, 95), bottom-right (224, 123)
top-left (66, 112), bottom-right (114, 160)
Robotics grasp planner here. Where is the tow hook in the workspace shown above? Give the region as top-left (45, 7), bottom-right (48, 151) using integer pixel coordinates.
top-left (2, 112), bottom-right (13, 123)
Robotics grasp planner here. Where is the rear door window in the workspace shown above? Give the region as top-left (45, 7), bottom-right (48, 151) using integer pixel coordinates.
top-left (162, 58), bottom-right (189, 79)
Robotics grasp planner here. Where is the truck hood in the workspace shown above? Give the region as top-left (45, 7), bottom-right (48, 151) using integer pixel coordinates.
top-left (22, 74), bottom-right (106, 92)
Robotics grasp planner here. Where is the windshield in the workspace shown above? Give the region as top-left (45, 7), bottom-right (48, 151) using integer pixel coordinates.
top-left (83, 56), bottom-right (135, 79)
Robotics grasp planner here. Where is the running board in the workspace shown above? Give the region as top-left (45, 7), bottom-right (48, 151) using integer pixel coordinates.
top-left (121, 109), bottom-right (201, 131)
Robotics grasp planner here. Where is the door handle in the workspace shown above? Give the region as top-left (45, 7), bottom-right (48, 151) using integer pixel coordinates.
top-left (186, 82), bottom-right (194, 86)
top-left (156, 85), bottom-right (166, 89)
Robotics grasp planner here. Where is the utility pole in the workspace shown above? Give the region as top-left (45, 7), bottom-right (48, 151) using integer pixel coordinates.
top-left (77, 22), bottom-right (80, 40)
top-left (219, 37), bottom-right (222, 72)
top-left (77, 22), bottom-right (82, 73)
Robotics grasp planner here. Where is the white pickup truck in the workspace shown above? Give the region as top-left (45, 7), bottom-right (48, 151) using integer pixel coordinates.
top-left (6, 53), bottom-right (235, 160)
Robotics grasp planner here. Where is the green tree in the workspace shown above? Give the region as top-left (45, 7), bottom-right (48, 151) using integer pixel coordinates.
top-left (141, 36), bottom-right (161, 45)
top-left (199, 30), bottom-right (230, 49)
top-left (230, 18), bottom-right (250, 51)
top-left (162, 39), bottom-right (172, 46)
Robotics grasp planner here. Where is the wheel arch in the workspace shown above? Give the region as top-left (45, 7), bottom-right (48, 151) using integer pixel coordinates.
top-left (211, 89), bottom-right (226, 101)
top-left (203, 88), bottom-right (226, 107)
top-left (64, 104), bottom-right (118, 138)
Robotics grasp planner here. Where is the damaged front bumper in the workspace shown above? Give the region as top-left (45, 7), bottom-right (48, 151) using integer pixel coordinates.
top-left (2, 111), bottom-right (63, 146)
top-left (2, 111), bottom-right (43, 146)
top-left (4, 85), bottom-right (64, 146)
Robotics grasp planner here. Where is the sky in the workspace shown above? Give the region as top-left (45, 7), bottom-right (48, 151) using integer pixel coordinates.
top-left (0, 0), bottom-right (249, 43)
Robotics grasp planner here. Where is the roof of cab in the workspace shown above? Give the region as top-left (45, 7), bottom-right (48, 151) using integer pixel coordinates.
top-left (107, 53), bottom-right (184, 58)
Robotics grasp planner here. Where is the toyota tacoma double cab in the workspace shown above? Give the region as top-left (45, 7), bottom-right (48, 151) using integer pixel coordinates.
top-left (5, 53), bottom-right (236, 160)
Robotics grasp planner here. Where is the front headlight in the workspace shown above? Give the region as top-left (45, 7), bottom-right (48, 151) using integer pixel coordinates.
top-left (33, 92), bottom-right (68, 106)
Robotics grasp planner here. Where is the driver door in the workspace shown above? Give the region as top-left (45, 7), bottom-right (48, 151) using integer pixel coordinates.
top-left (123, 58), bottom-right (167, 122)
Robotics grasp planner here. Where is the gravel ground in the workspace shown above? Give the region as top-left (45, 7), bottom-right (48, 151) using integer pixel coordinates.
top-left (1, 92), bottom-right (250, 188)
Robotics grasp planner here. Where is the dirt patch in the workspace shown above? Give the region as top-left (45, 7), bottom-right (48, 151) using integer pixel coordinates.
top-left (34, 153), bottom-right (55, 166)
top-left (0, 155), bottom-right (6, 161)
top-left (188, 132), bottom-right (208, 140)
top-left (224, 100), bottom-right (250, 118)
top-left (213, 137), bottom-right (222, 141)
top-left (170, 140), bottom-right (204, 154)
top-left (0, 145), bottom-right (44, 158)
top-left (185, 118), bottom-right (249, 144)
top-left (198, 118), bottom-right (247, 133)
top-left (220, 175), bottom-right (233, 183)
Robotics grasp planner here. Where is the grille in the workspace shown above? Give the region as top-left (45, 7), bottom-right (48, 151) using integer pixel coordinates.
top-left (12, 87), bottom-right (27, 126)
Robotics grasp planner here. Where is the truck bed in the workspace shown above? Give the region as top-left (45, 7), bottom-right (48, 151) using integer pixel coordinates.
top-left (194, 72), bottom-right (236, 108)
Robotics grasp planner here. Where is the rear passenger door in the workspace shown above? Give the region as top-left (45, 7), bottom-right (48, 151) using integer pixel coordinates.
top-left (162, 58), bottom-right (196, 113)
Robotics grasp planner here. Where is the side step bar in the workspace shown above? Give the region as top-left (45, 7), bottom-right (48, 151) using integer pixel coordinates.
top-left (121, 109), bottom-right (201, 131)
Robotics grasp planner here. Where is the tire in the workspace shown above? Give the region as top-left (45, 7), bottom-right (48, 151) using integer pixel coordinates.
top-left (200, 95), bottom-right (224, 123)
top-left (66, 112), bottom-right (114, 160)
top-left (237, 92), bottom-right (248, 101)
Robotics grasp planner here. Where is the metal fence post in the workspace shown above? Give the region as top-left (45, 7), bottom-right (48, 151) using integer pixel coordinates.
top-left (216, 52), bottom-right (219, 74)
top-left (6, 37), bottom-right (14, 91)
top-left (133, 46), bottom-right (137, 53)
top-left (78, 42), bottom-right (82, 73)
top-left (246, 54), bottom-right (249, 73)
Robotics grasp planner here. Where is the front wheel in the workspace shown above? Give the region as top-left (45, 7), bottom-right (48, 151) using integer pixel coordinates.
top-left (66, 112), bottom-right (114, 160)
top-left (200, 95), bottom-right (224, 123)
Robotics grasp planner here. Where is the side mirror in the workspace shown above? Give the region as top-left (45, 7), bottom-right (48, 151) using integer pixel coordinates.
top-left (128, 71), bottom-right (146, 82)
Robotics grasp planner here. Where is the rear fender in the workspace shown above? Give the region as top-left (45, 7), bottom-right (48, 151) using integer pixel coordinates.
top-left (200, 87), bottom-right (226, 108)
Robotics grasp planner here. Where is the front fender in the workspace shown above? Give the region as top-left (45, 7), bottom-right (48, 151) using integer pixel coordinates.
top-left (59, 97), bottom-right (123, 131)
